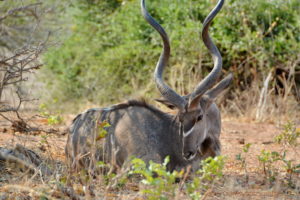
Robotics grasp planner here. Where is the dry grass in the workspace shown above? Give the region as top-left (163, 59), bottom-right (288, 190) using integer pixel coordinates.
top-left (0, 113), bottom-right (299, 199)
top-left (220, 82), bottom-right (299, 124)
top-left (0, 73), bottom-right (299, 199)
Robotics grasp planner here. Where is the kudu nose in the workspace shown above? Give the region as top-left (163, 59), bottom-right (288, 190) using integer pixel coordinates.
top-left (183, 151), bottom-right (196, 161)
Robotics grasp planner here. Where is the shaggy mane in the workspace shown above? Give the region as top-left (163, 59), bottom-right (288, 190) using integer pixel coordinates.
top-left (71, 98), bottom-right (175, 128)
top-left (109, 98), bottom-right (161, 113)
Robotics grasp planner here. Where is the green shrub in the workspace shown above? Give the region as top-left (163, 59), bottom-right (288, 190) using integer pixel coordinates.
top-left (129, 156), bottom-right (225, 200)
top-left (187, 156), bottom-right (225, 200)
top-left (129, 156), bottom-right (183, 199)
top-left (42, 0), bottom-right (300, 107)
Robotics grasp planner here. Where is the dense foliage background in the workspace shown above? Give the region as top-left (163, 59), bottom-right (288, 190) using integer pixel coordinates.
top-left (42, 0), bottom-right (300, 108)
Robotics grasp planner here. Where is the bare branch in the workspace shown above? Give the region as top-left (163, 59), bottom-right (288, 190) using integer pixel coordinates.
top-left (0, 2), bottom-right (52, 132)
top-left (0, 3), bottom-right (42, 22)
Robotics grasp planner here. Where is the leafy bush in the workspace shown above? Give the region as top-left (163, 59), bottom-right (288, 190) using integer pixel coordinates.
top-left (42, 0), bottom-right (300, 107)
top-left (129, 156), bottom-right (225, 200)
top-left (256, 121), bottom-right (300, 185)
top-left (130, 156), bottom-right (183, 200)
top-left (186, 156), bottom-right (225, 199)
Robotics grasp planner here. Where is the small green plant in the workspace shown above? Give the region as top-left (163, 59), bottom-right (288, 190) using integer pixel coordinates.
top-left (257, 150), bottom-right (281, 183)
top-left (96, 120), bottom-right (110, 141)
top-left (273, 121), bottom-right (300, 187)
top-left (130, 156), bottom-right (183, 200)
top-left (40, 135), bottom-right (49, 144)
top-left (274, 121), bottom-right (300, 147)
top-left (39, 102), bottom-right (63, 125)
top-left (236, 143), bottom-right (252, 182)
top-left (46, 115), bottom-right (63, 125)
top-left (91, 121), bottom-right (112, 177)
top-left (187, 156), bottom-right (225, 200)
top-left (280, 151), bottom-right (300, 187)
top-left (199, 156), bottom-right (225, 182)
top-left (255, 121), bottom-right (300, 188)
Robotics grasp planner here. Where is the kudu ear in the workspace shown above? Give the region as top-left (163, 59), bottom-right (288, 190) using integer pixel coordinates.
top-left (188, 94), bottom-right (202, 109)
top-left (205, 73), bottom-right (233, 99)
top-left (188, 94), bottom-right (213, 112)
top-left (188, 94), bottom-right (214, 111)
top-left (155, 98), bottom-right (177, 110)
top-left (200, 95), bottom-right (214, 111)
top-left (188, 74), bottom-right (233, 111)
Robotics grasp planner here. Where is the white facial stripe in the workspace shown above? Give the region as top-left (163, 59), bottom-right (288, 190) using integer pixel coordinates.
top-left (183, 126), bottom-right (194, 137)
top-left (203, 128), bottom-right (208, 138)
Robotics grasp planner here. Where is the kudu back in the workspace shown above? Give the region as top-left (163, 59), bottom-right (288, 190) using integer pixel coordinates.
top-left (65, 0), bottom-right (232, 172)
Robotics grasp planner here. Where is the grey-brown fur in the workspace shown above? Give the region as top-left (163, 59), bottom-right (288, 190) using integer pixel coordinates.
top-left (66, 98), bottom-right (222, 172)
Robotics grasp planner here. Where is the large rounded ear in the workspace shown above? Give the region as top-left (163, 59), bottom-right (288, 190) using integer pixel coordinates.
top-left (200, 95), bottom-right (214, 111)
top-left (188, 94), bottom-right (202, 109)
top-left (205, 73), bottom-right (233, 99)
top-left (155, 98), bottom-right (177, 110)
top-left (189, 94), bottom-right (213, 111)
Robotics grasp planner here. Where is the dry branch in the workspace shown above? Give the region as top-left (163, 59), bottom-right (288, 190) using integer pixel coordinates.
top-left (256, 70), bottom-right (273, 121)
top-left (0, 3), bottom-right (42, 22)
top-left (0, 2), bottom-right (51, 131)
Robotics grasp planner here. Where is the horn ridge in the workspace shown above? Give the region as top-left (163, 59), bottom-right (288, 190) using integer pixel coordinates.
top-left (141, 0), bottom-right (186, 110)
top-left (189, 0), bottom-right (225, 102)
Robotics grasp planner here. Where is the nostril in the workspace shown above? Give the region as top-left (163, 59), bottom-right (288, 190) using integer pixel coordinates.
top-left (184, 151), bottom-right (195, 160)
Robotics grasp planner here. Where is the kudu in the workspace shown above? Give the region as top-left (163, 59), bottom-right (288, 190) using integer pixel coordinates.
top-left (65, 0), bottom-right (232, 172)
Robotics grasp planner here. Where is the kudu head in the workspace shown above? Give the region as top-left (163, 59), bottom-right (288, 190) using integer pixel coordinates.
top-left (141, 0), bottom-right (232, 160)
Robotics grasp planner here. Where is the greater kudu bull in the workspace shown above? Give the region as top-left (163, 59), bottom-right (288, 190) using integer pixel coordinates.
top-left (65, 0), bottom-right (232, 172)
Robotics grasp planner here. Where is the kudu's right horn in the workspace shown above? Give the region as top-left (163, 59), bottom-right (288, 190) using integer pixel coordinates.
top-left (188, 0), bottom-right (225, 104)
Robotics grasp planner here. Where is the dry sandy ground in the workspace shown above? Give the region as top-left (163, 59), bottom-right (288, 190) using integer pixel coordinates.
top-left (0, 118), bottom-right (299, 199)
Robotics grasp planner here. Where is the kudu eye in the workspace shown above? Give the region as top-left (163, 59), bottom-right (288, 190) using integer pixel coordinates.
top-left (196, 114), bottom-right (203, 122)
